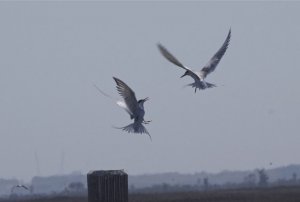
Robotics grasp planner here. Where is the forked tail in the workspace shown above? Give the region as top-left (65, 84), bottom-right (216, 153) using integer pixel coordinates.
top-left (205, 82), bottom-right (216, 88)
top-left (184, 81), bottom-right (216, 93)
top-left (113, 122), bottom-right (152, 141)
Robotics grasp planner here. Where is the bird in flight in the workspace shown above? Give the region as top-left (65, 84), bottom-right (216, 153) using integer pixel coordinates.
top-left (158, 29), bottom-right (231, 93)
top-left (94, 77), bottom-right (151, 140)
top-left (11, 185), bottom-right (29, 193)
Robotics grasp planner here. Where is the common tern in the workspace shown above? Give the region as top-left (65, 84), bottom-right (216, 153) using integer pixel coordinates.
top-left (94, 77), bottom-right (151, 140)
top-left (158, 29), bottom-right (231, 93)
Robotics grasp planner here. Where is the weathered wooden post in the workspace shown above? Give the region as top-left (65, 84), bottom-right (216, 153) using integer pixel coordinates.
top-left (87, 170), bottom-right (128, 202)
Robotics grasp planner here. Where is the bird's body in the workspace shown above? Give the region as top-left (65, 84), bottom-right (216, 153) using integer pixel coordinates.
top-left (94, 77), bottom-right (151, 140)
top-left (158, 29), bottom-right (231, 92)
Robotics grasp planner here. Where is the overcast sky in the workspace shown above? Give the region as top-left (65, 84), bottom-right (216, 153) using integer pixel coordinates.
top-left (0, 2), bottom-right (299, 182)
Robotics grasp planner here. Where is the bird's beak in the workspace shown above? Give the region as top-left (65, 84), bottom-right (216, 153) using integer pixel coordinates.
top-left (143, 97), bottom-right (149, 102)
top-left (180, 71), bottom-right (187, 78)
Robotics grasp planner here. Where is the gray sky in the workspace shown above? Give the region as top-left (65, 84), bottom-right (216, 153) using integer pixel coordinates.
top-left (0, 2), bottom-right (299, 182)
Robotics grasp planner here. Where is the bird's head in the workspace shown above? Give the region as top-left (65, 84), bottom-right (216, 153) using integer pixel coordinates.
top-left (180, 70), bottom-right (189, 78)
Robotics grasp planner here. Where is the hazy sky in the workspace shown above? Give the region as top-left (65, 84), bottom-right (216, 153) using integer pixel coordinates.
top-left (0, 2), bottom-right (300, 182)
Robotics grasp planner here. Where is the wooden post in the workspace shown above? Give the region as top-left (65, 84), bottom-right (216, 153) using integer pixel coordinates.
top-left (87, 170), bottom-right (128, 202)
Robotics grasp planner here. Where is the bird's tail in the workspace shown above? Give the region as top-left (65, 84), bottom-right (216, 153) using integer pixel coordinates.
top-left (205, 82), bottom-right (216, 88)
top-left (184, 82), bottom-right (216, 92)
top-left (113, 122), bottom-right (152, 141)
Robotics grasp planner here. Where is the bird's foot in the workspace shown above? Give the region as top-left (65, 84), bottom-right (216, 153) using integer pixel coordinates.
top-left (143, 120), bottom-right (152, 124)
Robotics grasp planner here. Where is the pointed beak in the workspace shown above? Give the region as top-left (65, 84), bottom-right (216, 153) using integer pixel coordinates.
top-left (180, 71), bottom-right (188, 78)
top-left (143, 97), bottom-right (149, 102)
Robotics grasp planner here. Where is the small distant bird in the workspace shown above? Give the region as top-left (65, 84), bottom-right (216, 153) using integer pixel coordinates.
top-left (94, 77), bottom-right (151, 140)
top-left (11, 185), bottom-right (29, 193)
top-left (158, 29), bottom-right (231, 93)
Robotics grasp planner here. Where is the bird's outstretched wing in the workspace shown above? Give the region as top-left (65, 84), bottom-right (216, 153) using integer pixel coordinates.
top-left (158, 43), bottom-right (188, 69)
top-left (20, 185), bottom-right (29, 190)
top-left (201, 29), bottom-right (231, 77)
top-left (157, 43), bottom-right (199, 77)
top-left (93, 83), bottom-right (134, 117)
top-left (11, 185), bottom-right (29, 193)
top-left (113, 77), bottom-right (138, 116)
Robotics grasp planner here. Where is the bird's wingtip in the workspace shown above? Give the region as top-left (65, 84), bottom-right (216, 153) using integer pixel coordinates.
top-left (112, 76), bottom-right (120, 84)
top-left (157, 42), bottom-right (165, 50)
top-left (228, 28), bottom-right (232, 37)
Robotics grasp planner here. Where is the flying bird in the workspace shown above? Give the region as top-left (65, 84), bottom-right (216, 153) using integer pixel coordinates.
top-left (158, 29), bottom-right (231, 92)
top-left (11, 185), bottom-right (29, 193)
top-left (94, 77), bottom-right (151, 140)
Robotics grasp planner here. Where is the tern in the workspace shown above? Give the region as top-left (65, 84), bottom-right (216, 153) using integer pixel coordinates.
top-left (158, 29), bottom-right (231, 93)
top-left (11, 185), bottom-right (29, 193)
top-left (94, 77), bottom-right (151, 140)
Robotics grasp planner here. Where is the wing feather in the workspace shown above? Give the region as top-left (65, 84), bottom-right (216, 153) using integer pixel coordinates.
top-left (201, 29), bottom-right (231, 77)
top-left (157, 44), bottom-right (188, 70)
top-left (158, 43), bottom-right (191, 71)
top-left (113, 77), bottom-right (138, 116)
top-left (157, 43), bottom-right (199, 79)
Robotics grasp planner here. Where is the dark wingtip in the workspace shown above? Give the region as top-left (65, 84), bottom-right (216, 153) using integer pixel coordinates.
top-left (112, 77), bottom-right (122, 93)
top-left (113, 76), bottom-right (122, 86)
top-left (157, 43), bottom-right (166, 53)
top-left (222, 28), bottom-right (231, 52)
top-left (227, 28), bottom-right (231, 41)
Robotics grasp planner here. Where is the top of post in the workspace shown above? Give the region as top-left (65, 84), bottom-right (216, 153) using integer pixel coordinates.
top-left (88, 170), bottom-right (127, 176)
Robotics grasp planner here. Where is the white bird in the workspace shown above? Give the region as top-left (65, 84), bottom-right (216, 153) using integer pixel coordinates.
top-left (158, 29), bottom-right (231, 93)
top-left (94, 77), bottom-right (151, 140)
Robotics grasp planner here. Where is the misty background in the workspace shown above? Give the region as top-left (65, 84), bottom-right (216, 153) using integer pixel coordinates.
top-left (0, 2), bottom-right (299, 183)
